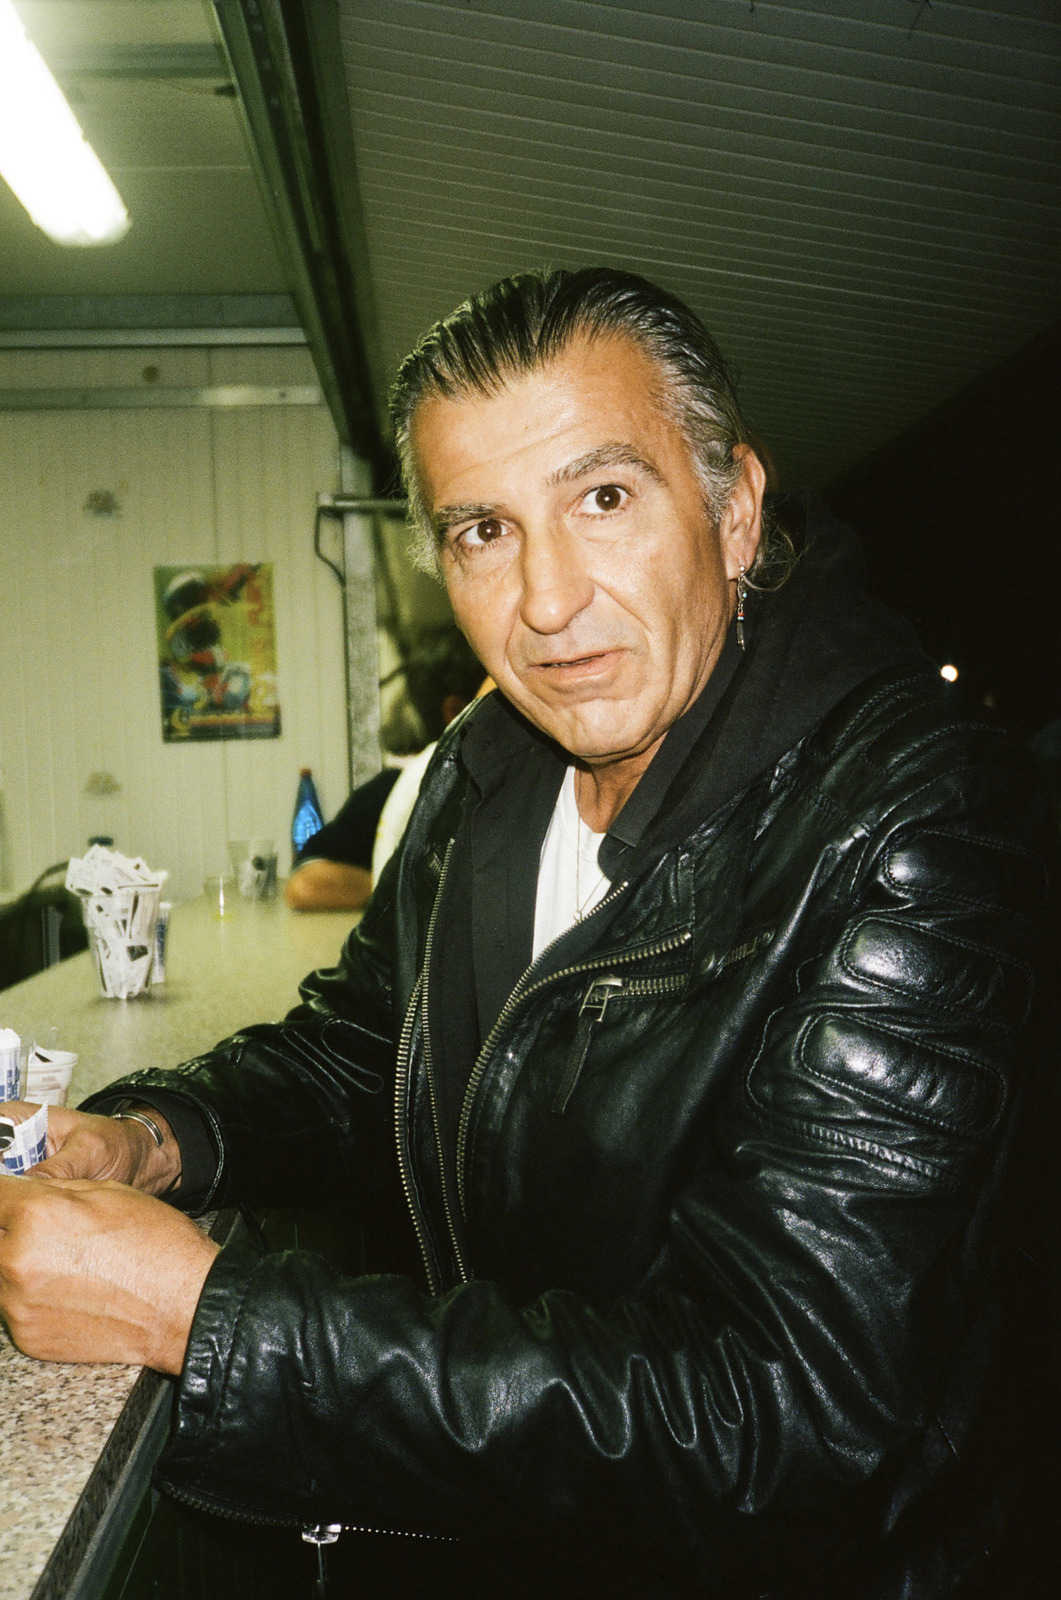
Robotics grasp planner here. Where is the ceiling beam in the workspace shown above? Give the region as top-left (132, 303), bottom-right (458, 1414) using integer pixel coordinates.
top-left (212, 0), bottom-right (390, 482)
top-left (0, 384), bottom-right (322, 410)
top-left (48, 43), bottom-right (230, 80)
top-left (0, 294), bottom-right (304, 347)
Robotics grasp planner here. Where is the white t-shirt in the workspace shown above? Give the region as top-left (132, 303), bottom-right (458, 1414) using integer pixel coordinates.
top-left (371, 743), bottom-right (437, 883)
top-left (532, 767), bottom-right (610, 959)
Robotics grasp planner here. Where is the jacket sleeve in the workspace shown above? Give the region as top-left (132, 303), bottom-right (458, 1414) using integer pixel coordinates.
top-left (153, 725), bottom-right (1055, 1582)
top-left (81, 872), bottom-right (402, 1212)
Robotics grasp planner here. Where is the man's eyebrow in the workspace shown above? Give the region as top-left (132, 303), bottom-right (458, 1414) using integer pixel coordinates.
top-left (545, 443), bottom-right (665, 488)
top-left (430, 503), bottom-right (497, 541)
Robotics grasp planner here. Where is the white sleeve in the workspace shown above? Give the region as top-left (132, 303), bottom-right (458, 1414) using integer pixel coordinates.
top-left (370, 743), bottom-right (438, 883)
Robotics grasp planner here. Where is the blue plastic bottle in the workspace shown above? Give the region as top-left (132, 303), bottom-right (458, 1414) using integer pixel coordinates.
top-left (291, 767), bottom-right (324, 865)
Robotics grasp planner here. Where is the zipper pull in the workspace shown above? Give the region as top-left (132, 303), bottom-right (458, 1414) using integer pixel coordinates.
top-left (302, 1525), bottom-right (343, 1598)
top-left (552, 974), bottom-right (624, 1115)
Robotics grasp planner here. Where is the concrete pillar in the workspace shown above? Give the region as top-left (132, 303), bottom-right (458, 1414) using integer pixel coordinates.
top-left (339, 447), bottom-right (381, 790)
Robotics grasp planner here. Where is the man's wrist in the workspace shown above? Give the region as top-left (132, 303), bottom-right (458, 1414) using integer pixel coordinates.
top-left (111, 1107), bottom-right (165, 1146)
top-left (108, 1100), bottom-right (182, 1195)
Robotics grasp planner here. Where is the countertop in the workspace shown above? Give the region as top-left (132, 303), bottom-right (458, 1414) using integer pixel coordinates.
top-left (0, 894), bottom-right (358, 1101)
top-left (0, 895), bottom-right (358, 1600)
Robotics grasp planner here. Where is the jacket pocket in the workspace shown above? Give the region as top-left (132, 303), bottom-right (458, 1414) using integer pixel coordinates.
top-left (552, 971), bottom-right (687, 1114)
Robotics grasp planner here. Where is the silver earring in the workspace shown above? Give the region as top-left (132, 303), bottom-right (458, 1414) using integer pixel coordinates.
top-left (736, 564), bottom-right (747, 652)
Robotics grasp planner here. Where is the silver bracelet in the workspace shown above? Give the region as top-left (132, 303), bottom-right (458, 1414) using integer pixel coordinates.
top-left (111, 1108), bottom-right (165, 1148)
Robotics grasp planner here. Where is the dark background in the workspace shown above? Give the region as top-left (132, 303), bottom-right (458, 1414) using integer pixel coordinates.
top-left (830, 324), bottom-right (1060, 744)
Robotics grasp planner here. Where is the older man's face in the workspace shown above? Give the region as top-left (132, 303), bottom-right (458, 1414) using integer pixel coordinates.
top-left (411, 334), bottom-right (763, 781)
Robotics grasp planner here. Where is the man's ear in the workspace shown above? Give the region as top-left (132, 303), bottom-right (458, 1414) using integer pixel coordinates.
top-left (721, 444), bottom-right (766, 578)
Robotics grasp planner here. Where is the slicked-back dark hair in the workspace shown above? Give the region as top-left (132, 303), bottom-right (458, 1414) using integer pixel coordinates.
top-left (389, 266), bottom-right (790, 584)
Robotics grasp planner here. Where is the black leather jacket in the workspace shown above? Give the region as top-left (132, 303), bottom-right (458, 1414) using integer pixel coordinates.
top-left (94, 507), bottom-right (1056, 1598)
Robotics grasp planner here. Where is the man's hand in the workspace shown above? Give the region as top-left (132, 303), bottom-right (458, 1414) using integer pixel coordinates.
top-left (2, 1102), bottom-right (182, 1194)
top-left (0, 1174), bottom-right (218, 1374)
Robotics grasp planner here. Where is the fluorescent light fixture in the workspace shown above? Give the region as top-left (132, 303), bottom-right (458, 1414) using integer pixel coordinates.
top-left (0, 0), bottom-right (129, 246)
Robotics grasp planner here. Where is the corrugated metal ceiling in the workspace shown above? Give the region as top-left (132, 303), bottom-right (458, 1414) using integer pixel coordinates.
top-left (336, 0), bottom-right (1060, 488)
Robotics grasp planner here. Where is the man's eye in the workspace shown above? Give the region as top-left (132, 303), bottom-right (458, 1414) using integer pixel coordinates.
top-left (460, 518), bottom-right (505, 548)
top-left (581, 484), bottom-right (628, 514)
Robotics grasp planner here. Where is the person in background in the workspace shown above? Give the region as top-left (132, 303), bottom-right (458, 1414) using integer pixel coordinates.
top-left (284, 626), bottom-right (482, 911)
top-left (368, 673), bottom-right (495, 889)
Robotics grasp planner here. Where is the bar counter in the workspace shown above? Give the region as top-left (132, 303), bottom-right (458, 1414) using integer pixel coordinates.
top-left (0, 896), bottom-right (358, 1600)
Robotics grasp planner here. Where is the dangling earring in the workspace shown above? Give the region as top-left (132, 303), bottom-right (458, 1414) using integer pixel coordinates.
top-left (736, 564), bottom-right (747, 652)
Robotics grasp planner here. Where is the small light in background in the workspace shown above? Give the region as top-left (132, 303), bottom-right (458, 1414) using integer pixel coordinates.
top-left (940, 664), bottom-right (959, 683)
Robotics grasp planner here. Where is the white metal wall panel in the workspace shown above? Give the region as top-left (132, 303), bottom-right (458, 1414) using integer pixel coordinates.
top-left (0, 347), bottom-right (348, 905)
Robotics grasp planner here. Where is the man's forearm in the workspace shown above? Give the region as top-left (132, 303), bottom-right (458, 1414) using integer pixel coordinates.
top-left (284, 858), bottom-right (372, 911)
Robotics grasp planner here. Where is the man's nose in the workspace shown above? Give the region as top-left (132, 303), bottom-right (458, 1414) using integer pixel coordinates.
top-left (517, 525), bottom-right (594, 636)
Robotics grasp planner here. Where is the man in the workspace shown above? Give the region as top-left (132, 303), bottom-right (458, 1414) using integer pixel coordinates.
top-left (0, 269), bottom-right (1054, 1598)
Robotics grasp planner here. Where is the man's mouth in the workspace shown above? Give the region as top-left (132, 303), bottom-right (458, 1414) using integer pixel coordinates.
top-left (533, 649), bottom-right (616, 673)
top-left (525, 648), bottom-right (626, 689)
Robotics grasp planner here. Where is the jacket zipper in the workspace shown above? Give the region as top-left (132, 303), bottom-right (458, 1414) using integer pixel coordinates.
top-left (456, 897), bottom-right (693, 1220)
top-left (393, 839), bottom-right (457, 1297)
top-left (162, 1483), bottom-right (455, 1553)
top-left (392, 970), bottom-right (436, 1293)
top-left (401, 858), bottom-right (692, 1270)
top-left (551, 970), bottom-right (686, 1114)
top-left (163, 1489), bottom-right (455, 1600)
top-left (418, 842), bottom-right (468, 1284)
top-left (163, 1482), bottom-right (435, 1539)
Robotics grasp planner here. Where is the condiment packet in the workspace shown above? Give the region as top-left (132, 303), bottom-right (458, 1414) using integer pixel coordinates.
top-left (0, 1103), bottom-right (48, 1174)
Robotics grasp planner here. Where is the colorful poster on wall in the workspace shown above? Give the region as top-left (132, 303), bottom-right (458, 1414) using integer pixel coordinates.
top-left (154, 563), bottom-right (281, 742)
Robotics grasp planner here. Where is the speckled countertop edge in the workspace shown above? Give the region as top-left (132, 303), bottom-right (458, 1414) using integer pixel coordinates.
top-left (0, 1336), bottom-right (143, 1600)
top-left (0, 1212), bottom-right (235, 1600)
